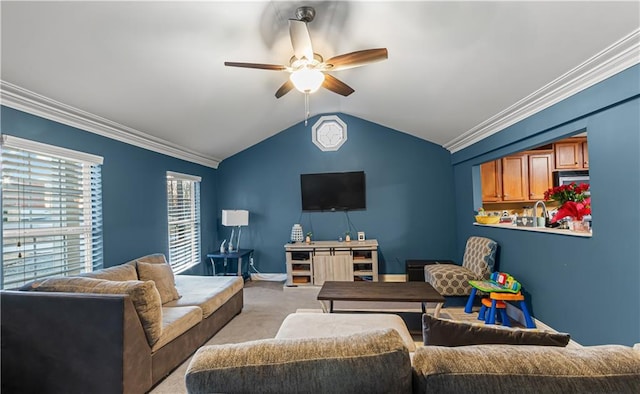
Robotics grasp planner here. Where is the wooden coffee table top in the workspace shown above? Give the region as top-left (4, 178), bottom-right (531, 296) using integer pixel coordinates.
top-left (317, 281), bottom-right (445, 303)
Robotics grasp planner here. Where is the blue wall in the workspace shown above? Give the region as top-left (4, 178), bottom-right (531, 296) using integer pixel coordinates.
top-left (216, 114), bottom-right (457, 275)
top-left (0, 106), bottom-right (218, 274)
top-left (452, 65), bottom-right (640, 346)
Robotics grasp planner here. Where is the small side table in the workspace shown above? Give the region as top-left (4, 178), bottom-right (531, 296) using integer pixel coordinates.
top-left (206, 249), bottom-right (253, 280)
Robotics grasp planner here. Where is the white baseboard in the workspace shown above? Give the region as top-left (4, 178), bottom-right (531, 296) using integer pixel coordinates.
top-left (380, 274), bottom-right (407, 282)
top-left (250, 273), bottom-right (286, 281)
top-left (506, 303), bottom-right (581, 347)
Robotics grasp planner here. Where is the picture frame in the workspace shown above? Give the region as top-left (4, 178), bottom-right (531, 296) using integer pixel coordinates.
top-left (357, 231), bottom-right (365, 241)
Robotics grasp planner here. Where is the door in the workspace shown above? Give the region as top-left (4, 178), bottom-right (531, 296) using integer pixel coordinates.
top-left (554, 141), bottom-right (582, 170)
top-left (528, 153), bottom-right (553, 200)
top-left (501, 155), bottom-right (528, 201)
top-left (481, 160), bottom-right (502, 202)
top-left (312, 250), bottom-right (332, 286)
top-left (330, 250), bottom-right (353, 281)
top-left (313, 249), bottom-right (353, 284)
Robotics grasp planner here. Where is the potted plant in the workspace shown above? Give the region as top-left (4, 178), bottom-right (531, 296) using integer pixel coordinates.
top-left (345, 231), bottom-right (351, 242)
top-left (305, 232), bottom-right (312, 244)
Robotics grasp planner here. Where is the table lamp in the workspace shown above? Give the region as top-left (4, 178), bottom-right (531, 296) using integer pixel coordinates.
top-left (222, 210), bottom-right (249, 252)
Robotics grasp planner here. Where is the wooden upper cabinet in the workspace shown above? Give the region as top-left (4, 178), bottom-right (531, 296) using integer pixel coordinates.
top-left (481, 160), bottom-right (502, 202)
top-left (554, 138), bottom-right (588, 170)
top-left (528, 153), bottom-right (554, 200)
top-left (501, 155), bottom-right (528, 201)
top-left (582, 140), bottom-right (589, 168)
top-left (480, 137), bottom-right (588, 204)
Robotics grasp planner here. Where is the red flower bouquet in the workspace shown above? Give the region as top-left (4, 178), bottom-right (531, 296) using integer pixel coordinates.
top-left (544, 183), bottom-right (591, 223)
top-left (543, 183), bottom-right (589, 205)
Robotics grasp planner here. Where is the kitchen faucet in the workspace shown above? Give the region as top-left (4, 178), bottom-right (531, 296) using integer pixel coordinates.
top-left (533, 200), bottom-right (547, 227)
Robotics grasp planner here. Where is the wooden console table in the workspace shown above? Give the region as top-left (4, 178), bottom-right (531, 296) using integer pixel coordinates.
top-left (284, 240), bottom-right (378, 286)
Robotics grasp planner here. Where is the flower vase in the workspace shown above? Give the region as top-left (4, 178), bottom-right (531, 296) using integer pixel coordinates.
top-left (305, 235), bottom-right (311, 244)
top-left (572, 220), bottom-right (590, 233)
top-left (345, 234), bottom-right (351, 242)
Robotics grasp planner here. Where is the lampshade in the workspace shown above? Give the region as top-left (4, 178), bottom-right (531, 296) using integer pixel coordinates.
top-left (222, 210), bottom-right (249, 226)
top-left (290, 68), bottom-right (325, 93)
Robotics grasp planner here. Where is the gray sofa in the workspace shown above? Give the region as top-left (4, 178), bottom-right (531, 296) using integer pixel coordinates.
top-left (1, 254), bottom-right (244, 394)
top-left (185, 313), bottom-right (640, 394)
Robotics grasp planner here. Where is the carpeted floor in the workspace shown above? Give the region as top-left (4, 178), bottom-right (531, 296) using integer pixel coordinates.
top-left (150, 280), bottom-right (510, 393)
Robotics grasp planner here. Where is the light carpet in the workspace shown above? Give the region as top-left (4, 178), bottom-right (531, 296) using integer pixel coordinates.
top-left (150, 280), bottom-right (507, 393)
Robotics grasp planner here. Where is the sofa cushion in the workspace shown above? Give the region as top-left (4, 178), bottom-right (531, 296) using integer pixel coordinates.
top-left (78, 262), bottom-right (138, 281)
top-left (422, 314), bottom-right (570, 347)
top-left (137, 261), bottom-right (181, 304)
top-left (151, 306), bottom-right (202, 352)
top-left (412, 344), bottom-right (640, 393)
top-left (276, 312), bottom-right (417, 352)
top-left (166, 276), bottom-right (243, 318)
top-left (185, 329), bottom-right (412, 394)
top-left (134, 253), bottom-right (169, 265)
top-left (30, 277), bottom-right (163, 346)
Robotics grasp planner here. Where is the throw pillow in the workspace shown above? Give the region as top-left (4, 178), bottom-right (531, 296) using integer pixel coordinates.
top-left (135, 253), bottom-right (169, 265)
top-left (31, 277), bottom-right (163, 346)
top-left (422, 314), bottom-right (570, 347)
top-left (136, 261), bottom-right (181, 304)
top-left (78, 262), bottom-right (138, 281)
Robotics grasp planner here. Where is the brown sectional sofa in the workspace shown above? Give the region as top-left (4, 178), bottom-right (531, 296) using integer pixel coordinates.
top-left (1, 254), bottom-right (243, 394)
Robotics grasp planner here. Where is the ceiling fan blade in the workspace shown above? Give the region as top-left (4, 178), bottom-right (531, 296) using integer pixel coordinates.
top-left (322, 74), bottom-right (355, 97)
top-left (325, 48), bottom-right (388, 71)
top-left (289, 19), bottom-right (314, 61)
top-left (275, 80), bottom-right (294, 99)
top-left (224, 62), bottom-right (287, 71)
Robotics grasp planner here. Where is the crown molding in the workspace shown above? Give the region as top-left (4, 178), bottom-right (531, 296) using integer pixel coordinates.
top-left (0, 81), bottom-right (220, 169)
top-left (444, 28), bottom-right (640, 153)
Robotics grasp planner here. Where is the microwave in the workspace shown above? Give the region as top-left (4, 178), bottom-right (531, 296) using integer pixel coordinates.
top-left (553, 170), bottom-right (589, 187)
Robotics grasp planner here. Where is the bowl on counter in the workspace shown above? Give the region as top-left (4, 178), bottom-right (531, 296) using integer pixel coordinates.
top-left (475, 215), bottom-right (500, 224)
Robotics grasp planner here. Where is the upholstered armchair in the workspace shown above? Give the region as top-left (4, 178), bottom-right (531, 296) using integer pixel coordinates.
top-left (424, 236), bottom-right (497, 316)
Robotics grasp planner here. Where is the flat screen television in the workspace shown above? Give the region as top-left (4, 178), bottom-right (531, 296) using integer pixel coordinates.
top-left (300, 171), bottom-right (366, 211)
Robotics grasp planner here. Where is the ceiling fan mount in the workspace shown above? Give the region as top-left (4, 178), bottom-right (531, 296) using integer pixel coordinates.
top-left (224, 6), bottom-right (388, 99)
top-left (295, 6), bottom-right (316, 23)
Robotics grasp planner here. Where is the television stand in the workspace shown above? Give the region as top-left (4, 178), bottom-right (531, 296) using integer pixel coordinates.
top-left (284, 240), bottom-right (379, 286)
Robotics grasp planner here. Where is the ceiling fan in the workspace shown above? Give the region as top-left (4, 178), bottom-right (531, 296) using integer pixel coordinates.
top-left (224, 6), bottom-right (388, 99)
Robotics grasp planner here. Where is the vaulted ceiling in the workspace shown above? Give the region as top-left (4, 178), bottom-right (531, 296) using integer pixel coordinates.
top-left (2, 1), bottom-right (639, 168)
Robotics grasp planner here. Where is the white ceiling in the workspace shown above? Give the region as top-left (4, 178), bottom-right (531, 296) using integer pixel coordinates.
top-left (2, 1), bottom-right (639, 167)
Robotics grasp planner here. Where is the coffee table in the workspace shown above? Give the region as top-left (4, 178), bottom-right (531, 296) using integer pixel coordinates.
top-left (317, 281), bottom-right (445, 317)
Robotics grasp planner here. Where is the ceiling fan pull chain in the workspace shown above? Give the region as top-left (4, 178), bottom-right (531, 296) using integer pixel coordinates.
top-left (304, 92), bottom-right (310, 126)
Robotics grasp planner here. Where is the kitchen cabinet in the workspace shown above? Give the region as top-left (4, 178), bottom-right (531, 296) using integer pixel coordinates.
top-left (554, 138), bottom-right (588, 170)
top-left (481, 153), bottom-right (553, 203)
top-left (501, 154), bottom-right (529, 201)
top-left (528, 153), bottom-right (554, 200)
top-left (480, 160), bottom-right (502, 202)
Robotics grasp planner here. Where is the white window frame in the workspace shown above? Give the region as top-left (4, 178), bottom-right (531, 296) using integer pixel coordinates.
top-left (166, 171), bottom-right (201, 273)
top-left (1, 135), bottom-right (104, 289)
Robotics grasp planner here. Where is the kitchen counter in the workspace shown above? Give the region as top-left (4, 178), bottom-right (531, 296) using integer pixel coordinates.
top-left (473, 222), bottom-right (592, 237)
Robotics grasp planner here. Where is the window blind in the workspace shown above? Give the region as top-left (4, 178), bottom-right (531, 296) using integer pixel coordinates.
top-left (167, 171), bottom-right (201, 273)
top-left (1, 135), bottom-right (104, 289)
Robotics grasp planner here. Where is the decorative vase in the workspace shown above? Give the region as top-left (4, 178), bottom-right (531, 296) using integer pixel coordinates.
top-left (345, 234), bottom-right (351, 242)
top-left (291, 224), bottom-right (303, 243)
top-left (572, 220), bottom-right (590, 233)
top-left (305, 235), bottom-right (311, 244)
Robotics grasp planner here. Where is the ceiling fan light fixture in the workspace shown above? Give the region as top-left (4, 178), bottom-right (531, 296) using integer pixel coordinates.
top-left (290, 68), bottom-right (325, 93)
